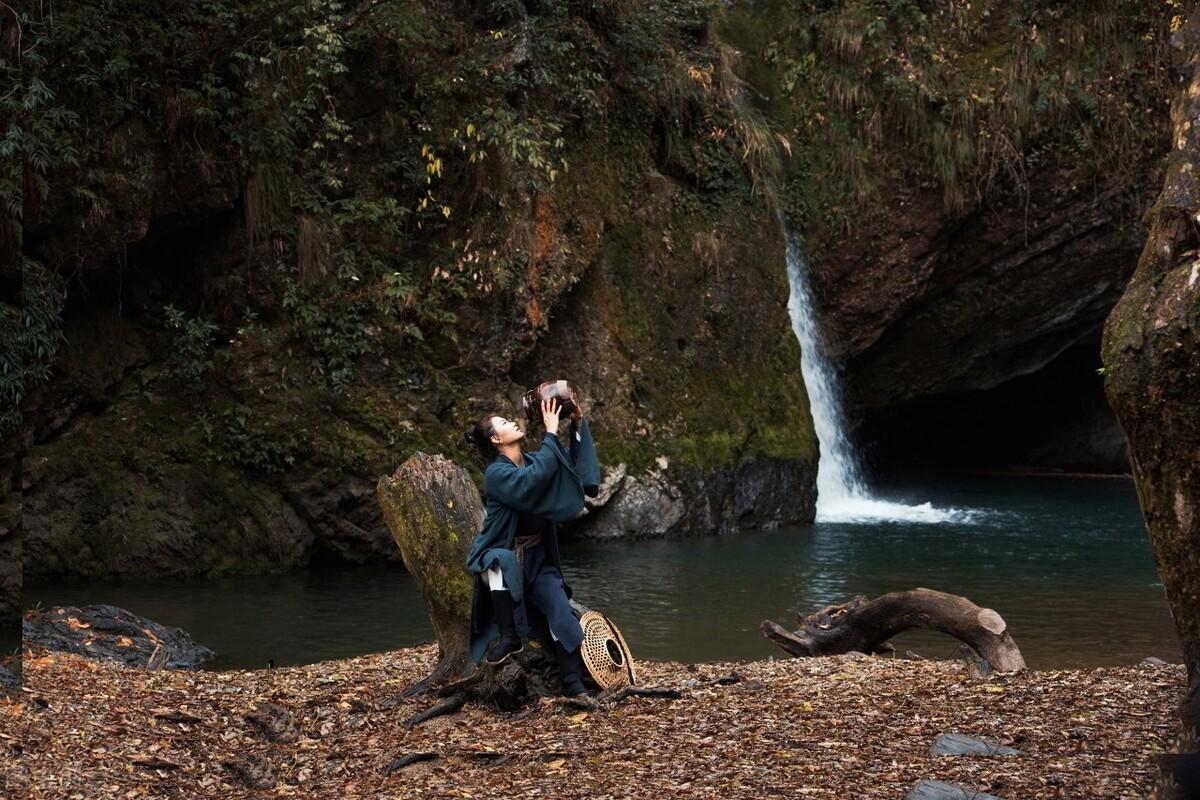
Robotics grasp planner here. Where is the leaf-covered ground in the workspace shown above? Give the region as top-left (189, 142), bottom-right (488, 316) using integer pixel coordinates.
top-left (3, 645), bottom-right (1185, 799)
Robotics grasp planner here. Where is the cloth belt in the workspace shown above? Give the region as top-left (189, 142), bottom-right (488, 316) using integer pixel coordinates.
top-left (512, 532), bottom-right (543, 577)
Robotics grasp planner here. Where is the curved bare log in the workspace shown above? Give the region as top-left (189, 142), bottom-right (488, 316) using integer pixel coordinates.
top-left (761, 587), bottom-right (1026, 673)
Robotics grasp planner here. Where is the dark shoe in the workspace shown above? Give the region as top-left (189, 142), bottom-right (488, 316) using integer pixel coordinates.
top-left (550, 639), bottom-right (591, 697)
top-left (484, 590), bottom-right (523, 664)
top-left (484, 636), bottom-right (523, 665)
top-left (564, 683), bottom-right (594, 699)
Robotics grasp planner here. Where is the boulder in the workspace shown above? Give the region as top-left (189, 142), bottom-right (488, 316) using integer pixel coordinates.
top-left (572, 456), bottom-right (817, 540)
top-left (22, 604), bottom-right (215, 669)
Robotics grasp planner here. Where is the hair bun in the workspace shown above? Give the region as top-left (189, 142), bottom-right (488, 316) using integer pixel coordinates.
top-left (464, 429), bottom-right (475, 445)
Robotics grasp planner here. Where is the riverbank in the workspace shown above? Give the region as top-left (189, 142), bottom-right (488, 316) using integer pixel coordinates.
top-left (4, 644), bottom-right (1185, 799)
top-left (22, 475), bottom-right (1181, 672)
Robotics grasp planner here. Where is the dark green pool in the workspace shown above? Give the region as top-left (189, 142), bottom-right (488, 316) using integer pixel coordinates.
top-left (23, 476), bottom-right (1181, 671)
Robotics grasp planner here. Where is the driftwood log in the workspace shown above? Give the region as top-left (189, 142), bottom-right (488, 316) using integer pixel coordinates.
top-left (761, 587), bottom-right (1026, 673)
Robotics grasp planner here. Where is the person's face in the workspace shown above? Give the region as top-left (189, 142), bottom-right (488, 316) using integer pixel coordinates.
top-left (490, 415), bottom-right (525, 447)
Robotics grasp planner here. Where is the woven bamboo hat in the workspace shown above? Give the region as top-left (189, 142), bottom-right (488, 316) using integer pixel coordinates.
top-left (578, 610), bottom-right (636, 690)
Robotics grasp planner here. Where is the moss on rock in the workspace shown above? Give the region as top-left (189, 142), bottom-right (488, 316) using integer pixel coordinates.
top-left (22, 1), bottom-right (822, 579)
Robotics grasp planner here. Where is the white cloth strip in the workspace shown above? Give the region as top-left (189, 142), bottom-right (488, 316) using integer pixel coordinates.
top-left (486, 565), bottom-right (505, 590)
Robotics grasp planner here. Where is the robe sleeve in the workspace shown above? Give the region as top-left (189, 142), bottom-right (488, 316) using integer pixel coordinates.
top-left (484, 439), bottom-right (566, 512)
top-left (568, 417), bottom-right (601, 497)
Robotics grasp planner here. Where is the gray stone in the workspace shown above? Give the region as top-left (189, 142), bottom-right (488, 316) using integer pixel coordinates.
top-left (570, 455), bottom-right (817, 540)
top-left (811, 170), bottom-right (1150, 422)
top-left (906, 779), bottom-right (1005, 800)
top-left (931, 733), bottom-right (1022, 756)
top-left (572, 467), bottom-right (686, 539)
top-left (581, 462), bottom-right (627, 511)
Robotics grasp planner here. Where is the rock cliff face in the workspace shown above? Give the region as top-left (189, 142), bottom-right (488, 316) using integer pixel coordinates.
top-left (813, 179), bottom-right (1151, 474)
top-left (811, 176), bottom-right (1151, 415)
top-left (18, 3), bottom-right (817, 582)
top-left (1102, 13), bottom-right (1200, 757)
top-left (21, 202), bottom-right (815, 580)
top-left (14, 0), bottom-right (1174, 588)
top-left (718, 0), bottom-right (1169, 476)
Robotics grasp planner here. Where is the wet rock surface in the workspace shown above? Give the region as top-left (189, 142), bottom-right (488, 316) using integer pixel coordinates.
top-left (22, 604), bottom-right (216, 669)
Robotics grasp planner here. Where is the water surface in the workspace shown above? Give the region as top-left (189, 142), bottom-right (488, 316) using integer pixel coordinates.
top-left (568, 476), bottom-right (1178, 668)
top-left (24, 476), bottom-right (1180, 671)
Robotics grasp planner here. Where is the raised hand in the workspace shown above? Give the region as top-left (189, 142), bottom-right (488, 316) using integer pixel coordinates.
top-left (541, 396), bottom-right (562, 435)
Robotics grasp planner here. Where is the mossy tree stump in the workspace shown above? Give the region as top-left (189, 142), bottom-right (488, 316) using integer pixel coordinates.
top-left (377, 452), bottom-right (481, 690)
top-left (377, 453), bottom-right (595, 702)
top-left (378, 452), bottom-right (653, 715)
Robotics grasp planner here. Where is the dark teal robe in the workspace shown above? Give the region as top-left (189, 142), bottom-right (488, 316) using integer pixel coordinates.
top-left (464, 417), bottom-right (600, 662)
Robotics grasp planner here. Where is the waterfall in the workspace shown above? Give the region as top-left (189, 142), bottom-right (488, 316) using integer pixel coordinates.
top-left (784, 227), bottom-right (974, 524)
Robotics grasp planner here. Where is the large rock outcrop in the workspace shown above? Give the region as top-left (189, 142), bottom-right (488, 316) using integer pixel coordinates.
top-left (812, 176), bottom-right (1151, 416)
top-left (572, 454), bottom-right (814, 540)
top-left (20, 3), bottom-right (817, 582)
top-left (21, 173), bottom-right (816, 580)
top-left (809, 180), bottom-right (1150, 474)
top-left (1102, 12), bottom-right (1200, 764)
top-left (718, 0), bottom-right (1169, 473)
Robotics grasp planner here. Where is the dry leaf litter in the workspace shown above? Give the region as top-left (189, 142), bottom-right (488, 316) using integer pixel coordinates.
top-left (1, 644), bottom-right (1185, 799)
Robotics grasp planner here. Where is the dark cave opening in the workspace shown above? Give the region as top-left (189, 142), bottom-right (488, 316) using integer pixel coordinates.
top-left (55, 206), bottom-right (246, 339)
top-left (857, 340), bottom-right (1129, 482)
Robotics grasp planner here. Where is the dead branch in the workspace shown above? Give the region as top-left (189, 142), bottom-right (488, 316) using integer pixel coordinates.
top-left (762, 587), bottom-right (1026, 673)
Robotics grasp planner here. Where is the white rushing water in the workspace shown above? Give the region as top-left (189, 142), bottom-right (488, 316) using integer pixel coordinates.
top-left (783, 228), bottom-right (977, 524)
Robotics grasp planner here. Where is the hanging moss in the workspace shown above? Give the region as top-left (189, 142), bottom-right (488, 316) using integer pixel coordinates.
top-left (719, 0), bottom-right (1173, 247)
